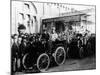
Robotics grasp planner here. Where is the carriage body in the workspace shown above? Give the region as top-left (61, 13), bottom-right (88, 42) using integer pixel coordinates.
top-left (11, 32), bottom-right (67, 72)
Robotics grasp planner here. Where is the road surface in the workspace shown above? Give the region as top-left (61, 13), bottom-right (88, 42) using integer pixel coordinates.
top-left (15, 56), bottom-right (96, 75)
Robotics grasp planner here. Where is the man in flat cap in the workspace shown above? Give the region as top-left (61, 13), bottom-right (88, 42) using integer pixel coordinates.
top-left (18, 24), bottom-right (26, 36)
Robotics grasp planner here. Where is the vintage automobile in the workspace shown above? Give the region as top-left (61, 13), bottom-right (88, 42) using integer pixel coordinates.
top-left (11, 32), bottom-right (67, 72)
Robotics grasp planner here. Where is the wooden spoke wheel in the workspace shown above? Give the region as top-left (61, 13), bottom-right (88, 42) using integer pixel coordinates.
top-left (37, 53), bottom-right (50, 72)
top-left (54, 47), bottom-right (66, 65)
top-left (22, 53), bottom-right (33, 70)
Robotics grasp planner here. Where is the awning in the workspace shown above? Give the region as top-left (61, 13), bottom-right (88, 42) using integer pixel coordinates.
top-left (42, 15), bottom-right (81, 23)
top-left (42, 12), bottom-right (89, 23)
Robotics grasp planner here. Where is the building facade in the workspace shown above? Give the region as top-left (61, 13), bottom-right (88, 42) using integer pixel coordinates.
top-left (11, 1), bottom-right (95, 34)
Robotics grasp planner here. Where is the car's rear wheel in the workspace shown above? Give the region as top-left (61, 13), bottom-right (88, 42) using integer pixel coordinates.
top-left (22, 53), bottom-right (33, 70)
top-left (54, 46), bottom-right (66, 65)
